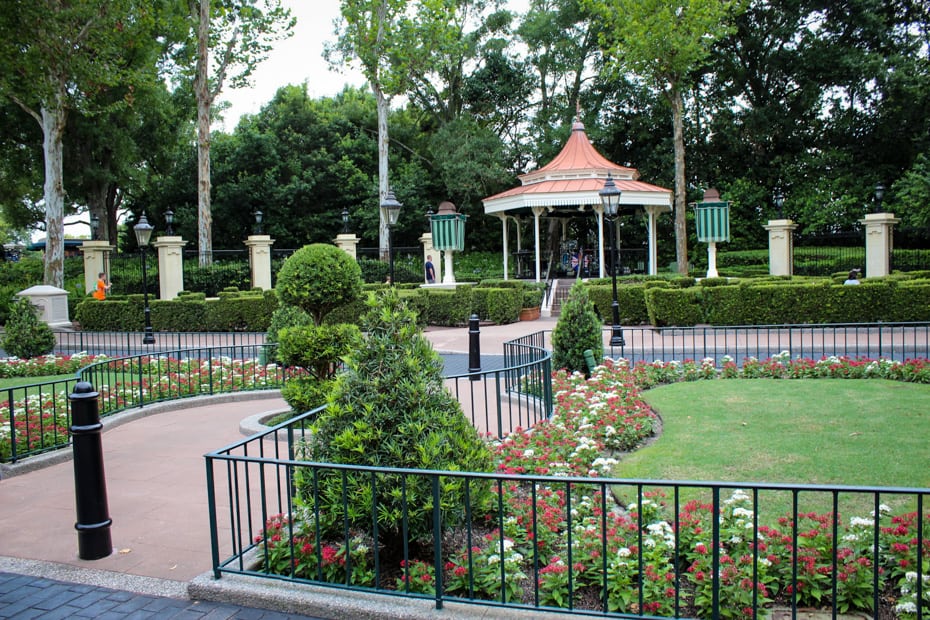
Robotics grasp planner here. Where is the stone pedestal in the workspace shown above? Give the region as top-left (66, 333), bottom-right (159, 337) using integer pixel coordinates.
top-left (763, 219), bottom-right (798, 276)
top-left (245, 235), bottom-right (275, 290)
top-left (80, 241), bottom-right (115, 297)
top-left (333, 233), bottom-right (360, 260)
top-left (419, 232), bottom-right (438, 284)
top-left (860, 212), bottom-right (899, 278)
top-left (17, 285), bottom-right (71, 329)
top-left (153, 236), bottom-right (186, 300)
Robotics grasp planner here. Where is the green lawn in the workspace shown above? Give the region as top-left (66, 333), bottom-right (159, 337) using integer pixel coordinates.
top-left (0, 374), bottom-right (76, 391)
top-left (613, 379), bottom-right (930, 516)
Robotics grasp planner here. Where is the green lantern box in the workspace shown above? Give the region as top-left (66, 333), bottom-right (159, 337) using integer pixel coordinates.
top-left (428, 201), bottom-right (468, 284)
top-left (693, 188), bottom-right (730, 278)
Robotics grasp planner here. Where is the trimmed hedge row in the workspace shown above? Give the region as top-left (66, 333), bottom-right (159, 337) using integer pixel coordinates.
top-left (643, 279), bottom-right (930, 326)
top-left (75, 288), bottom-right (278, 332)
top-left (74, 283), bottom-right (533, 332)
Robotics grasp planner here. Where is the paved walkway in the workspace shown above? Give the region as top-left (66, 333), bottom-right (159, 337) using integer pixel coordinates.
top-left (0, 317), bottom-right (558, 618)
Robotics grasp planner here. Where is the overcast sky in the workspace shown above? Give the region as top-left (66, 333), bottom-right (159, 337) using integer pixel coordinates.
top-left (217, 0), bottom-right (530, 130)
top-left (216, 1), bottom-right (365, 130)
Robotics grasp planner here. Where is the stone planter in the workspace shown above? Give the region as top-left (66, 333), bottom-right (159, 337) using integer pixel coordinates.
top-left (519, 306), bottom-right (540, 321)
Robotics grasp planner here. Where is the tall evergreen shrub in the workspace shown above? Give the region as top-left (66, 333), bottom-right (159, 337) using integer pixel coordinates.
top-left (551, 283), bottom-right (603, 375)
top-left (298, 289), bottom-right (493, 551)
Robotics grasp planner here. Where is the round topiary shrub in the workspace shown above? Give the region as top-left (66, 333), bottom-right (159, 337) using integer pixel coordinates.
top-left (297, 288), bottom-right (494, 552)
top-left (275, 244), bottom-right (362, 325)
top-left (551, 282), bottom-right (603, 375)
top-left (2, 297), bottom-right (56, 359)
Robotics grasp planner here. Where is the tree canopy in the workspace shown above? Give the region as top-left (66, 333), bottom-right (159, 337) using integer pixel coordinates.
top-left (1, 0), bottom-right (928, 266)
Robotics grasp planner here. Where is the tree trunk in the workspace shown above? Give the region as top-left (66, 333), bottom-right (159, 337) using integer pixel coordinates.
top-left (670, 87), bottom-right (689, 275)
top-left (375, 84), bottom-right (390, 262)
top-left (41, 101), bottom-right (66, 288)
top-left (196, 0), bottom-right (213, 267)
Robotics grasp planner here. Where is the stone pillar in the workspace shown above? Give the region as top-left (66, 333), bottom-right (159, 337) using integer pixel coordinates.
top-left (763, 219), bottom-right (798, 276)
top-left (80, 241), bottom-right (115, 297)
top-left (333, 233), bottom-right (360, 260)
top-left (419, 232), bottom-right (437, 284)
top-left (17, 285), bottom-right (71, 328)
top-left (152, 236), bottom-right (186, 300)
top-left (245, 235), bottom-right (275, 290)
top-left (860, 212), bottom-right (899, 278)
top-left (644, 205), bottom-right (664, 276)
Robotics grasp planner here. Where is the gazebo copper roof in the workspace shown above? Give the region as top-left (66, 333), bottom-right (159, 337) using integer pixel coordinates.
top-left (483, 120), bottom-right (671, 213)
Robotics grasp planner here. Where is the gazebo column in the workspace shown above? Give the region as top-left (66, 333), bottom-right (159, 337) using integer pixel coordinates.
top-left (532, 206), bottom-right (546, 282)
top-left (593, 205), bottom-right (605, 278)
top-left (645, 205), bottom-right (663, 275)
top-left (496, 213), bottom-right (509, 280)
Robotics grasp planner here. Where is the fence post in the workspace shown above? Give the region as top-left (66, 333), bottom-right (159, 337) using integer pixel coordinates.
top-left (468, 314), bottom-right (481, 381)
top-left (69, 381), bottom-right (113, 560)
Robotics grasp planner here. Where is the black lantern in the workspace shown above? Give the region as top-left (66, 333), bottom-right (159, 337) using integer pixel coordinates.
top-left (89, 213), bottom-right (100, 241)
top-left (381, 189), bottom-right (403, 285)
top-left (254, 209), bottom-right (264, 235)
top-left (164, 209), bottom-right (174, 236)
top-left (133, 214), bottom-right (156, 345)
top-left (598, 174), bottom-right (625, 350)
top-left (341, 207), bottom-right (350, 234)
top-left (773, 190), bottom-right (785, 220)
top-left (874, 183), bottom-right (885, 213)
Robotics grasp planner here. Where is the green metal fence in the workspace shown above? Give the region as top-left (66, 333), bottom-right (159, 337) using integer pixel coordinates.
top-left (0, 343), bottom-right (292, 463)
top-left (205, 413), bottom-right (929, 618)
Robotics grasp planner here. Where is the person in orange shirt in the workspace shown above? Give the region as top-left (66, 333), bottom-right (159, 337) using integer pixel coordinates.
top-left (92, 272), bottom-right (110, 300)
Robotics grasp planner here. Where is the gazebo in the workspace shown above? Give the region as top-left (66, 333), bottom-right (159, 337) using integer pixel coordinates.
top-left (482, 120), bottom-right (672, 281)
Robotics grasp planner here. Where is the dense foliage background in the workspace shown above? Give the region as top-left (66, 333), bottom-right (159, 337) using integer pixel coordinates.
top-left (1, 0), bottom-right (928, 262)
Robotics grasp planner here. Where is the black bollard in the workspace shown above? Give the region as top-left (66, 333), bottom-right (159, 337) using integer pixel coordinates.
top-left (69, 381), bottom-right (113, 560)
top-left (468, 314), bottom-right (481, 381)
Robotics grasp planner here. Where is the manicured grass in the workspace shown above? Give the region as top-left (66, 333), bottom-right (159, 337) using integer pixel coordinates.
top-left (0, 374), bottom-right (76, 391)
top-left (614, 379), bottom-right (930, 515)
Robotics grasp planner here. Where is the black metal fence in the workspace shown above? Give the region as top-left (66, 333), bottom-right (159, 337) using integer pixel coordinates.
top-left (603, 322), bottom-right (930, 366)
top-left (50, 331), bottom-right (267, 359)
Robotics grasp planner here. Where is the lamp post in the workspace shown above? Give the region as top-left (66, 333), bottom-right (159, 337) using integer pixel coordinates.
top-left (874, 183), bottom-right (885, 213)
top-left (381, 189), bottom-right (403, 285)
top-left (341, 207), bottom-right (350, 233)
top-left (133, 214), bottom-right (155, 345)
top-left (254, 209), bottom-right (264, 235)
top-left (164, 209), bottom-right (174, 236)
top-left (599, 174), bottom-right (625, 349)
top-left (90, 213), bottom-right (100, 241)
top-left (773, 190), bottom-right (785, 220)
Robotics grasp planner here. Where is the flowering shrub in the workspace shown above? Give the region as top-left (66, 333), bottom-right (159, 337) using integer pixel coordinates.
top-left (253, 512), bottom-right (374, 586)
top-left (396, 559), bottom-right (436, 595)
top-left (0, 352), bottom-right (104, 378)
top-left (444, 534), bottom-right (526, 602)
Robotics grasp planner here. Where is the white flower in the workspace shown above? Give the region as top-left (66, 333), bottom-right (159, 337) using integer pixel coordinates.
top-left (871, 504), bottom-right (891, 517)
top-left (617, 547), bottom-right (631, 558)
top-left (895, 602), bottom-right (917, 614)
top-left (849, 516), bottom-right (874, 528)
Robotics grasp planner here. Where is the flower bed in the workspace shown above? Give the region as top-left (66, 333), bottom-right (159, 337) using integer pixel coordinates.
top-left (253, 355), bottom-right (930, 618)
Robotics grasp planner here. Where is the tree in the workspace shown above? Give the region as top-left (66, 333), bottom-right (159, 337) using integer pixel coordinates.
top-left (328, 0), bottom-right (463, 260)
top-left (0, 1), bottom-right (160, 286)
top-left (551, 282), bottom-right (602, 375)
top-left (189, 0), bottom-right (293, 266)
top-left (303, 289), bottom-right (493, 550)
top-left (586, 0), bottom-right (745, 273)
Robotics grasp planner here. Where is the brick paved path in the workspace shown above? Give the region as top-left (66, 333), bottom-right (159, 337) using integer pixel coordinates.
top-left (0, 571), bottom-right (323, 620)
